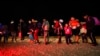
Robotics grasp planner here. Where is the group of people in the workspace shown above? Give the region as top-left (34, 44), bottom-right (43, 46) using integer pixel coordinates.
top-left (52, 15), bottom-right (98, 46)
top-left (0, 14), bottom-right (98, 46)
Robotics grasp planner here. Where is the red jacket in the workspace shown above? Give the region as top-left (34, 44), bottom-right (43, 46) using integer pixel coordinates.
top-left (54, 21), bottom-right (60, 29)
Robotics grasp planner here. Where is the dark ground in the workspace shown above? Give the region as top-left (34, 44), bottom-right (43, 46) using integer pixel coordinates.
top-left (0, 36), bottom-right (100, 56)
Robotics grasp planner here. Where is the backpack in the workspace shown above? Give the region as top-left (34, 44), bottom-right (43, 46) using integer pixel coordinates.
top-left (92, 17), bottom-right (100, 26)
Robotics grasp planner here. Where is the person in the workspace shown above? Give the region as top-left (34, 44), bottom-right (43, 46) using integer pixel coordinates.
top-left (79, 23), bottom-right (88, 43)
top-left (18, 19), bottom-right (26, 40)
top-left (83, 15), bottom-right (98, 46)
top-left (27, 20), bottom-right (34, 43)
top-left (53, 19), bottom-right (62, 43)
top-left (69, 17), bottom-right (80, 44)
top-left (59, 19), bottom-right (63, 36)
top-left (3, 25), bottom-right (9, 43)
top-left (64, 23), bottom-right (72, 44)
top-left (0, 23), bottom-right (3, 43)
top-left (34, 20), bottom-right (39, 44)
top-left (31, 19), bottom-right (39, 44)
top-left (42, 19), bottom-right (50, 44)
top-left (9, 20), bottom-right (17, 42)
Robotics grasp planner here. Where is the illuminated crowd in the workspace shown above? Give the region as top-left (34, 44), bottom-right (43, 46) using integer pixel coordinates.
top-left (0, 15), bottom-right (99, 46)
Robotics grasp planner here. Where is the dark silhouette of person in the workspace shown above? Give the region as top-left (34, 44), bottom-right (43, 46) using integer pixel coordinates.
top-left (3, 25), bottom-right (9, 43)
top-left (83, 15), bottom-right (98, 46)
top-left (9, 20), bottom-right (17, 42)
top-left (0, 23), bottom-right (3, 43)
top-left (18, 19), bottom-right (27, 40)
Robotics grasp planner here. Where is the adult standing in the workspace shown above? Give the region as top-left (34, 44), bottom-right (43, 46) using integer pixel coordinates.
top-left (42, 19), bottom-right (50, 44)
top-left (18, 19), bottom-right (26, 40)
top-left (31, 19), bottom-right (40, 44)
top-left (9, 20), bottom-right (17, 42)
top-left (69, 17), bottom-right (80, 43)
top-left (0, 23), bottom-right (3, 43)
top-left (53, 19), bottom-right (63, 43)
top-left (83, 14), bottom-right (98, 46)
top-left (3, 25), bottom-right (9, 43)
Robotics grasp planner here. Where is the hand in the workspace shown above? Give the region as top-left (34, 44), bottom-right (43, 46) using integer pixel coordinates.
top-left (0, 32), bottom-right (2, 34)
top-left (77, 24), bottom-right (80, 27)
top-left (52, 25), bottom-right (54, 28)
top-left (31, 29), bottom-right (33, 32)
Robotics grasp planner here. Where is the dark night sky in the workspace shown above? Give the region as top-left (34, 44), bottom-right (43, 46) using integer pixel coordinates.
top-left (0, 1), bottom-right (100, 23)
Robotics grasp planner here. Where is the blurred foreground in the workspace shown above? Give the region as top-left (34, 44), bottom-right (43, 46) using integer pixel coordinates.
top-left (0, 36), bottom-right (100, 56)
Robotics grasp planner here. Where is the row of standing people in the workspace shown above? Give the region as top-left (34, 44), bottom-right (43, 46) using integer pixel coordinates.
top-left (0, 15), bottom-right (98, 46)
top-left (52, 17), bottom-right (86, 44)
top-left (27, 15), bottom-right (98, 46)
top-left (0, 18), bottom-right (49, 44)
top-left (52, 15), bottom-right (98, 46)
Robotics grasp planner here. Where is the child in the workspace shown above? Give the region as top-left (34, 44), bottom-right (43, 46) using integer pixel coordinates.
top-left (28, 20), bottom-right (34, 43)
top-left (34, 28), bottom-right (39, 44)
top-left (27, 29), bottom-right (34, 43)
top-left (33, 20), bottom-right (39, 44)
top-left (64, 23), bottom-right (72, 44)
top-left (79, 24), bottom-right (88, 43)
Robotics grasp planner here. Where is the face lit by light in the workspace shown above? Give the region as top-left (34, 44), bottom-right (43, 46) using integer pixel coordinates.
top-left (65, 24), bottom-right (68, 27)
top-left (32, 19), bottom-right (35, 22)
top-left (11, 21), bottom-right (14, 24)
top-left (54, 20), bottom-right (57, 23)
top-left (76, 19), bottom-right (79, 21)
top-left (43, 19), bottom-right (46, 22)
top-left (28, 20), bottom-right (31, 24)
top-left (70, 17), bottom-right (75, 20)
top-left (83, 15), bottom-right (88, 19)
top-left (20, 19), bottom-right (23, 22)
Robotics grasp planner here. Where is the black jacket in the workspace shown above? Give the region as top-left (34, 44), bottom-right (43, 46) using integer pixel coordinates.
top-left (86, 17), bottom-right (95, 30)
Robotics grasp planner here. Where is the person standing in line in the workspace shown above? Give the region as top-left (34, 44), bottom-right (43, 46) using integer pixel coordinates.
top-left (83, 14), bottom-right (98, 46)
top-left (69, 17), bottom-right (80, 44)
top-left (64, 23), bottom-right (72, 44)
top-left (0, 23), bottom-right (3, 43)
top-left (53, 19), bottom-right (62, 44)
top-left (27, 20), bottom-right (34, 43)
top-left (18, 19), bottom-right (26, 40)
top-left (3, 25), bottom-right (9, 43)
top-left (9, 20), bottom-right (17, 42)
top-left (42, 19), bottom-right (50, 45)
top-left (33, 20), bottom-right (39, 44)
top-left (31, 19), bottom-right (39, 44)
top-left (79, 23), bottom-right (88, 43)
top-left (59, 19), bottom-right (63, 37)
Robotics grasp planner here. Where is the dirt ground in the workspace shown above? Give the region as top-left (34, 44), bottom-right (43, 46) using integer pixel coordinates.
top-left (0, 36), bottom-right (100, 56)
